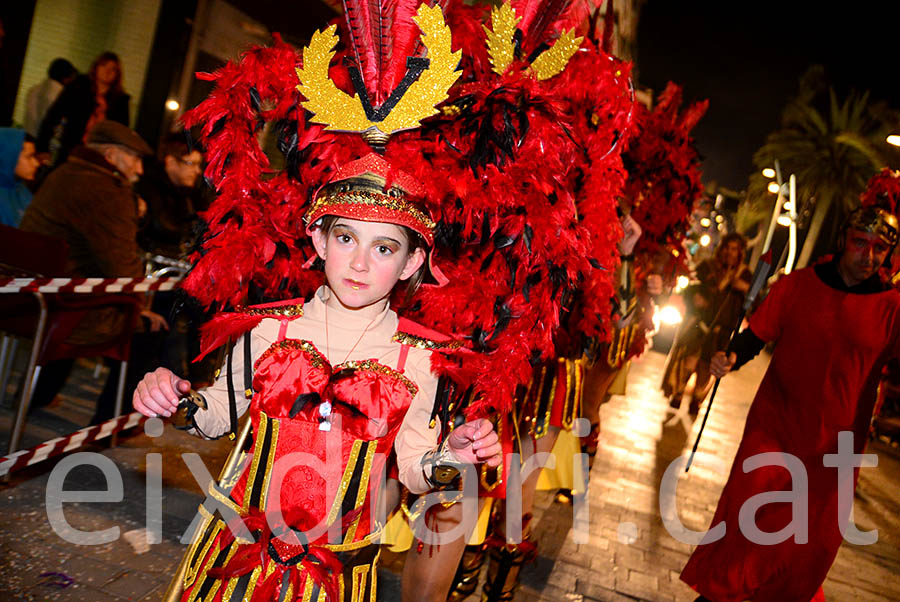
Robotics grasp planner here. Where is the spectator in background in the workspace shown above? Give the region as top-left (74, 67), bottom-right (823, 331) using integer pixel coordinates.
top-left (24, 58), bottom-right (77, 137)
top-left (0, 127), bottom-right (39, 226)
top-left (661, 232), bottom-right (751, 413)
top-left (21, 120), bottom-right (168, 424)
top-left (37, 51), bottom-right (129, 165)
top-left (136, 133), bottom-right (205, 259)
top-left (135, 132), bottom-right (206, 381)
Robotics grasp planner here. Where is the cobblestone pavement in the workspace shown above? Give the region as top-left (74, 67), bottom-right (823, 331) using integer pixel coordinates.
top-left (1, 349), bottom-right (898, 601)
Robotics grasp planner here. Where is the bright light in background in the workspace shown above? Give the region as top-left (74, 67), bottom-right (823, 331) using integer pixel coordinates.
top-left (767, 181), bottom-right (781, 194)
top-left (165, 99), bottom-right (180, 111)
top-left (887, 134), bottom-right (900, 147)
top-left (674, 275), bottom-right (690, 293)
top-left (700, 234), bottom-right (711, 247)
top-left (652, 304), bottom-right (683, 333)
top-left (777, 215), bottom-right (793, 227)
top-left (762, 168), bottom-right (776, 178)
top-left (783, 201), bottom-right (793, 211)
top-left (700, 217), bottom-right (711, 227)
top-left (715, 215), bottom-right (724, 223)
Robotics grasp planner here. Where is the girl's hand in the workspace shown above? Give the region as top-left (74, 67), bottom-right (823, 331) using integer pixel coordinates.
top-left (133, 367), bottom-right (191, 418)
top-left (447, 418), bottom-right (502, 467)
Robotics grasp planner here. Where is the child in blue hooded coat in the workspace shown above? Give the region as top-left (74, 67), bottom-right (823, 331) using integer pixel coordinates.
top-left (0, 128), bottom-right (40, 227)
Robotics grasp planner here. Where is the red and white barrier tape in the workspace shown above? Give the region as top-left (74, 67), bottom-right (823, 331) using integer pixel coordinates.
top-left (0, 277), bottom-right (181, 294)
top-left (0, 412), bottom-right (148, 477)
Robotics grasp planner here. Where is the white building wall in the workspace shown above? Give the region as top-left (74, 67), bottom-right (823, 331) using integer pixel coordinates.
top-left (13, 0), bottom-right (163, 129)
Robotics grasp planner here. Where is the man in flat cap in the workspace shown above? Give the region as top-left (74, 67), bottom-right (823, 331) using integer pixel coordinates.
top-left (21, 120), bottom-right (169, 423)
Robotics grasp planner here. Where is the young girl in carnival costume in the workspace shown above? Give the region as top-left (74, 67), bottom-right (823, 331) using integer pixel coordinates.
top-left (131, 4), bottom-right (508, 600)
top-left (136, 1), bottom-right (636, 600)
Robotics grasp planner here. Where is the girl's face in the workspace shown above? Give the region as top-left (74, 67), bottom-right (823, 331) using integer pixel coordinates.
top-left (95, 60), bottom-right (119, 86)
top-left (311, 218), bottom-right (425, 311)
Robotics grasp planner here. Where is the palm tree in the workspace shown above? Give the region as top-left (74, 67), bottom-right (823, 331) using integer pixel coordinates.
top-left (746, 66), bottom-right (895, 268)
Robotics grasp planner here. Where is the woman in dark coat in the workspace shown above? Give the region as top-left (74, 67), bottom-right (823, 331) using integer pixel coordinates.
top-left (662, 233), bottom-right (751, 413)
top-left (37, 51), bottom-right (129, 165)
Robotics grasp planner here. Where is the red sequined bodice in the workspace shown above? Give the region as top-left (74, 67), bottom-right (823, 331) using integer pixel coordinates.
top-left (228, 336), bottom-right (417, 548)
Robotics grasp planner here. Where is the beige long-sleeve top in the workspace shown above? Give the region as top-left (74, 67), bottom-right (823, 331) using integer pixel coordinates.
top-left (194, 286), bottom-right (440, 493)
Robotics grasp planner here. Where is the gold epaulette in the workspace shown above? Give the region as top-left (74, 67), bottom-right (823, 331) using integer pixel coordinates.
top-left (240, 304), bottom-right (304, 317)
top-left (392, 331), bottom-right (463, 351)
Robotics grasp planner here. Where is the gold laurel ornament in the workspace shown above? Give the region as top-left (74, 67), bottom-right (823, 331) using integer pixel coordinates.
top-left (484, 0), bottom-right (584, 81)
top-left (296, 3), bottom-right (461, 141)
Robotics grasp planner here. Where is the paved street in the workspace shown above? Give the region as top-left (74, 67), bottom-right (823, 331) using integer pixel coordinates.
top-left (1, 347), bottom-right (899, 601)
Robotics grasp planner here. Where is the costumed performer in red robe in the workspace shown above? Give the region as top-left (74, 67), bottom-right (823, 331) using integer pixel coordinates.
top-left (680, 204), bottom-right (900, 601)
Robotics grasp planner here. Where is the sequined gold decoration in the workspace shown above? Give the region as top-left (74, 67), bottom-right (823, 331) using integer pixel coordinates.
top-left (382, 4), bottom-right (461, 133)
top-left (295, 24), bottom-right (370, 132)
top-left (334, 359), bottom-right (419, 396)
top-left (484, 2), bottom-right (520, 76)
top-left (256, 339), bottom-right (328, 370)
top-left (531, 29), bottom-right (583, 81)
top-left (392, 330), bottom-right (463, 350)
top-left (296, 4), bottom-right (460, 138)
top-left (242, 304), bottom-right (304, 317)
top-left (307, 190), bottom-right (436, 230)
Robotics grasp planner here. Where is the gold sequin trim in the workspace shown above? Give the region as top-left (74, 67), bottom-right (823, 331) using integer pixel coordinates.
top-left (370, 547), bottom-right (380, 602)
top-left (326, 528), bottom-right (382, 551)
top-left (307, 190), bottom-right (436, 231)
top-left (242, 415), bottom-right (269, 513)
top-left (183, 511), bottom-right (222, 588)
top-left (239, 562), bottom-right (265, 600)
top-left (256, 339), bottom-right (328, 371)
top-left (392, 331), bottom-right (463, 350)
top-left (607, 323), bottom-right (637, 369)
top-left (334, 360), bottom-right (418, 397)
top-left (351, 563), bottom-right (370, 602)
top-left (536, 365), bottom-right (557, 439)
top-left (528, 366), bottom-right (547, 435)
top-left (563, 359), bottom-right (584, 430)
top-left (326, 440), bottom-right (363, 528)
top-left (301, 577), bottom-right (315, 602)
top-left (343, 443), bottom-right (378, 543)
top-left (206, 483), bottom-right (243, 533)
top-left (259, 416), bottom-right (279, 510)
top-left (240, 304), bottom-right (304, 317)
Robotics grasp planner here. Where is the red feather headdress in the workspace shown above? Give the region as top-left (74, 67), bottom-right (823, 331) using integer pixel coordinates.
top-left (623, 82), bottom-right (708, 284)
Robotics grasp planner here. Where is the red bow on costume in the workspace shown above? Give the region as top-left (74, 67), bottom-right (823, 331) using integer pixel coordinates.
top-left (207, 506), bottom-right (361, 602)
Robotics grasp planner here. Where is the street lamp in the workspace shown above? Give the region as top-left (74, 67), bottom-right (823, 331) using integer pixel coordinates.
top-left (762, 167), bottom-right (776, 178)
top-left (777, 214), bottom-right (792, 227)
top-left (887, 134), bottom-right (900, 147)
top-left (767, 181), bottom-right (780, 194)
top-left (700, 234), bottom-right (711, 247)
top-left (700, 217), bottom-right (711, 227)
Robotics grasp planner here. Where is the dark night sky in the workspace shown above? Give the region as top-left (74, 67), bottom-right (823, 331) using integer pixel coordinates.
top-left (635, 1), bottom-right (900, 192)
